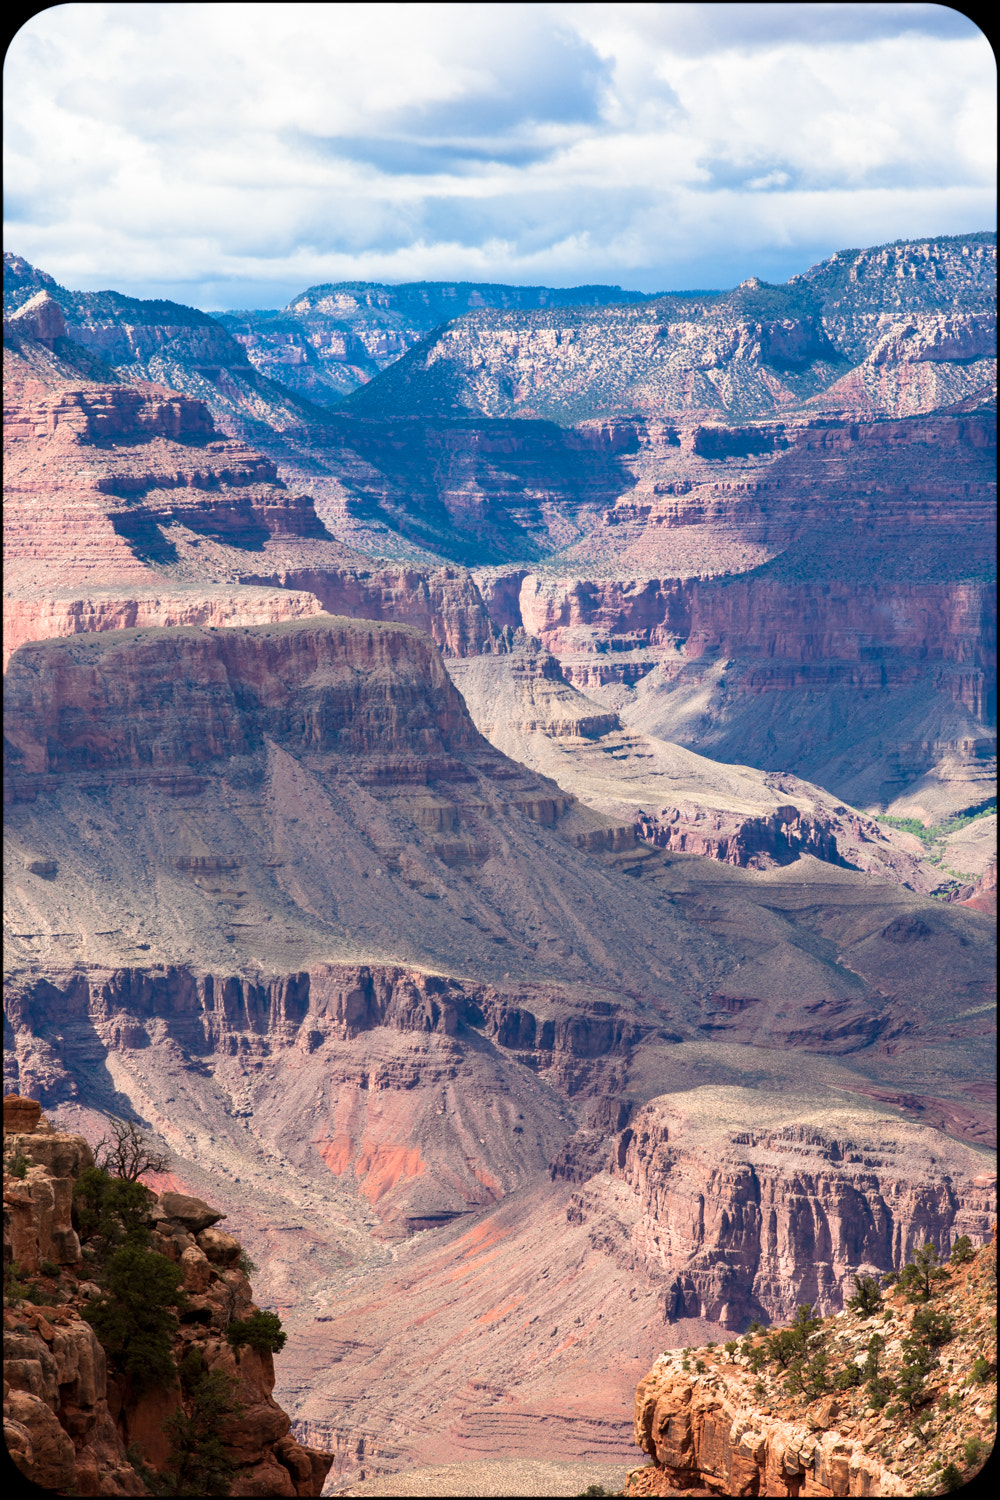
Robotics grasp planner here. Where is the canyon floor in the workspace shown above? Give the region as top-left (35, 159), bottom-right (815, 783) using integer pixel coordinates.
top-left (3, 234), bottom-right (996, 1493)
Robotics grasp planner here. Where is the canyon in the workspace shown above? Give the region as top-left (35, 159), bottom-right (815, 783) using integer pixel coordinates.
top-left (3, 232), bottom-right (995, 1493)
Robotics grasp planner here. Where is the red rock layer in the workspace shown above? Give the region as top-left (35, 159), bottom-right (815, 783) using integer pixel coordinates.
top-left (3, 616), bottom-right (486, 777)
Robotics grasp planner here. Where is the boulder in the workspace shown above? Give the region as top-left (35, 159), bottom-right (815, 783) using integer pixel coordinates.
top-left (180, 1243), bottom-right (212, 1294)
top-left (159, 1190), bottom-right (227, 1232)
top-left (5, 1128), bottom-right (94, 1179)
top-left (5, 1387), bottom-right (77, 1491)
top-left (197, 1225), bottom-right (242, 1264)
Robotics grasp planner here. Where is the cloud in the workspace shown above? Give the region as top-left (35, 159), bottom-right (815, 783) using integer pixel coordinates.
top-left (3, 2), bottom-right (994, 306)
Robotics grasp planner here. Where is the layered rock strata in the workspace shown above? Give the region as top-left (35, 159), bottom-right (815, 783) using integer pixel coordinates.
top-left (3, 1097), bottom-right (332, 1496)
top-left (447, 646), bottom-right (971, 895)
top-left (274, 1085), bottom-right (993, 1487)
top-left (3, 321), bottom-right (504, 661)
top-left (602, 1089), bottom-right (995, 1328)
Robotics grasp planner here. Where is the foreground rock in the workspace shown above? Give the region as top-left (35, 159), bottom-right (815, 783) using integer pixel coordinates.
top-left (3, 1097), bottom-right (332, 1496)
top-left (627, 1235), bottom-right (997, 1497)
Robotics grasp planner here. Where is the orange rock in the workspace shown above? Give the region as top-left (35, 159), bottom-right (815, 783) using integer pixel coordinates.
top-left (3, 1094), bottom-right (42, 1133)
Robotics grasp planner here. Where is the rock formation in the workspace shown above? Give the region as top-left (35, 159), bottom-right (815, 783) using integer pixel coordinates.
top-left (5, 238), bottom-right (995, 818)
top-left (446, 644), bottom-right (977, 897)
top-left (3, 1095), bottom-right (332, 1495)
top-left (3, 231), bottom-right (995, 1492)
top-left (627, 1233), bottom-right (997, 1497)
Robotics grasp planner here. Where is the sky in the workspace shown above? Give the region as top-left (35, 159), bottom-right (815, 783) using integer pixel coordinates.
top-left (3, 2), bottom-right (995, 309)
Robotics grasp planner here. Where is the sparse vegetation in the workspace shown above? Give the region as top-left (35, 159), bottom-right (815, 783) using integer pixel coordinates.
top-left (898, 1243), bottom-right (948, 1303)
top-left (73, 1165), bottom-right (155, 1255)
top-left (4, 1146), bottom-right (30, 1179)
top-left (160, 1347), bottom-right (243, 1496)
top-left (848, 1274), bottom-right (883, 1318)
top-left (225, 1308), bottom-right (287, 1357)
top-left (93, 1115), bottom-right (170, 1182)
top-left (82, 1243), bottom-right (186, 1392)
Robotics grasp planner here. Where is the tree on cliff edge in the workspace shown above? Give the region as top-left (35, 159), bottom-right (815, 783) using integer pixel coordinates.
top-left (94, 1115), bottom-right (170, 1182)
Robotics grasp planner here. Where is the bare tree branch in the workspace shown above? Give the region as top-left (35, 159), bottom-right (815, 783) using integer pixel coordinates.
top-left (94, 1117), bottom-right (170, 1182)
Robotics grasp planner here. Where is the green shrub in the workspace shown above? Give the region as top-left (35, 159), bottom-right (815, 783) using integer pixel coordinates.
top-left (4, 1148), bottom-right (29, 1179)
top-left (724, 1341), bottom-right (737, 1357)
top-left (162, 1350), bottom-right (243, 1496)
top-left (83, 1244), bottom-right (185, 1392)
top-left (848, 1275), bottom-right (883, 1318)
top-left (896, 1336), bottom-right (937, 1411)
top-left (235, 1249), bottom-right (257, 1279)
top-left (834, 1361), bottom-right (863, 1390)
top-left (969, 1355), bottom-right (992, 1384)
top-left (804, 1349), bottom-right (829, 1398)
top-left (911, 1306), bottom-right (954, 1346)
top-left (74, 1167), bottom-right (154, 1253)
top-left (39, 1258), bottom-right (61, 1278)
top-left (4, 1260), bottom-right (30, 1305)
top-left (225, 1309), bottom-right (287, 1356)
top-left (695, 1359), bottom-right (706, 1373)
top-left (963, 1436), bottom-right (984, 1468)
top-left (898, 1244), bottom-right (948, 1302)
top-left (867, 1375), bottom-right (894, 1411)
top-left (940, 1463), bottom-right (963, 1492)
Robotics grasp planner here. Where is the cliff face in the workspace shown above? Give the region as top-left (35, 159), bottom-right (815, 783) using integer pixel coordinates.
top-left (2, 321), bottom-right (501, 661)
top-left (3, 615), bottom-right (484, 776)
top-left (3, 1095), bottom-right (332, 1497)
top-left (602, 1090), bottom-right (995, 1329)
top-left (217, 280), bottom-right (653, 408)
top-left (628, 1234), bottom-right (997, 1498)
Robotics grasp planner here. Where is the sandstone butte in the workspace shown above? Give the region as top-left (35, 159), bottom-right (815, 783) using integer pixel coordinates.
top-left (2, 1092), bottom-right (333, 1496)
top-left (2, 233), bottom-right (997, 1492)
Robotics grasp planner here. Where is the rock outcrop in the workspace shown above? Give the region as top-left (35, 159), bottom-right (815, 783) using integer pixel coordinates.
top-left (627, 1233), bottom-right (997, 1497)
top-left (601, 1089), bottom-right (995, 1329)
top-left (3, 1097), bottom-right (332, 1496)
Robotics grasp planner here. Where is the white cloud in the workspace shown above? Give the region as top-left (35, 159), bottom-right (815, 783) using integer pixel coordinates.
top-left (3, 2), bottom-right (994, 306)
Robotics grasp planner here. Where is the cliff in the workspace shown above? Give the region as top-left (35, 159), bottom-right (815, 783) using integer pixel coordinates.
top-left (341, 235), bottom-right (995, 425)
top-left (602, 1089), bottom-right (995, 1330)
top-left (446, 646), bottom-right (970, 896)
top-left (3, 1094), bottom-right (332, 1496)
top-left (273, 1082), bottom-right (993, 1489)
top-left (627, 1233), bottom-right (997, 1497)
top-left (3, 317), bottom-right (500, 660)
top-left (217, 280), bottom-right (654, 408)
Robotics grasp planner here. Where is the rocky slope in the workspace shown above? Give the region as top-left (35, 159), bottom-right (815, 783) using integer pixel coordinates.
top-left (3, 1094), bottom-right (331, 1496)
top-left (446, 644), bottom-right (977, 898)
top-left (278, 1085), bottom-right (993, 1488)
top-left (341, 235), bottom-right (995, 425)
top-left (627, 1232), bottom-right (997, 1497)
top-left (3, 615), bottom-right (994, 1487)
